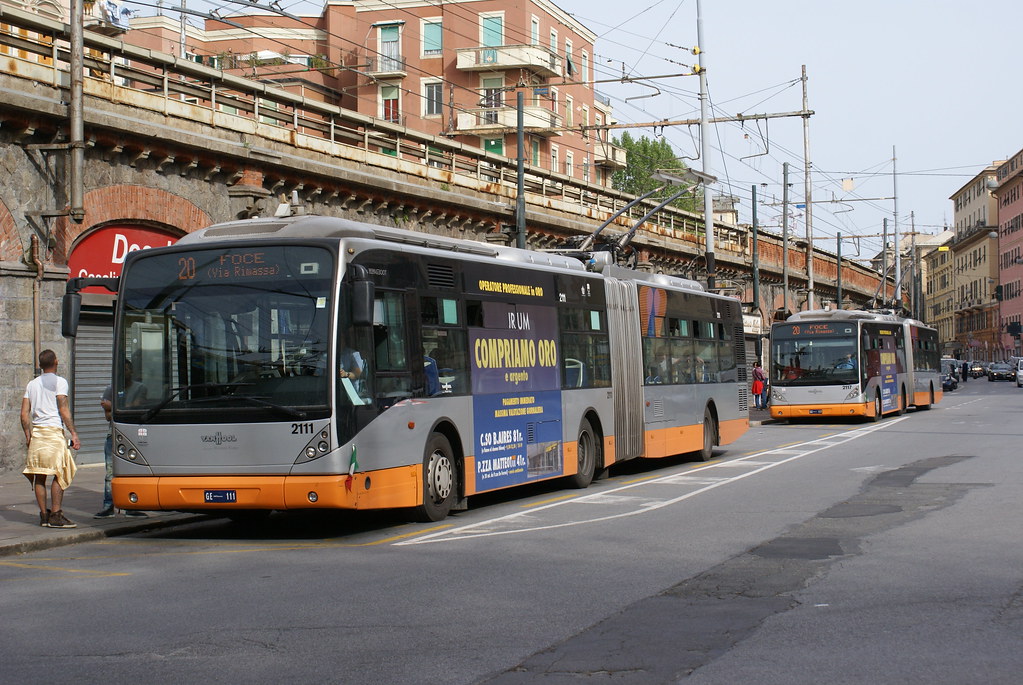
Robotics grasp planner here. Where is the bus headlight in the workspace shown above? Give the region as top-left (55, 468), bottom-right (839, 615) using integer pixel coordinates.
top-left (318, 441), bottom-right (329, 453)
top-left (844, 387), bottom-right (863, 401)
top-left (771, 387), bottom-right (786, 402)
top-left (305, 446), bottom-right (317, 459)
top-left (116, 443), bottom-right (127, 456)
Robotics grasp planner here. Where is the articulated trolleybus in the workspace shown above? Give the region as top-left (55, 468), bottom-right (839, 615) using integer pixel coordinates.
top-left (63, 215), bottom-right (749, 521)
top-left (768, 309), bottom-right (942, 421)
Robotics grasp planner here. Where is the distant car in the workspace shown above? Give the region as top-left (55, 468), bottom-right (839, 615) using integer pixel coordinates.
top-left (1016, 360), bottom-right (1023, 387)
top-left (968, 361), bottom-right (985, 378)
top-left (988, 362), bottom-right (1013, 381)
top-left (941, 360), bottom-right (961, 381)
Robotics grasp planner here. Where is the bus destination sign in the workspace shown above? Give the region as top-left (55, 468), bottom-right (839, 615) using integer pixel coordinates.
top-left (784, 323), bottom-right (852, 337)
top-left (177, 251), bottom-right (283, 281)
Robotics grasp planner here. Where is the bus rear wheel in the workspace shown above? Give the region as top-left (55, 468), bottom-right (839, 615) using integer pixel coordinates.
top-left (699, 407), bottom-right (717, 461)
top-left (568, 418), bottom-right (598, 489)
top-left (897, 386), bottom-right (908, 416)
top-left (413, 433), bottom-right (458, 522)
top-left (919, 385), bottom-right (934, 410)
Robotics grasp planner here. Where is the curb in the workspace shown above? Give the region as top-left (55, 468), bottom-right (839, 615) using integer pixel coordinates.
top-left (0, 513), bottom-right (210, 558)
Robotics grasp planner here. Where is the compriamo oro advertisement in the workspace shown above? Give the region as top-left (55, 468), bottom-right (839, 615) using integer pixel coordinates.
top-left (470, 301), bottom-right (563, 492)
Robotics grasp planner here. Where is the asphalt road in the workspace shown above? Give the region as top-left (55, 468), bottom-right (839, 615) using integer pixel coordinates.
top-left (2, 379), bottom-right (1022, 684)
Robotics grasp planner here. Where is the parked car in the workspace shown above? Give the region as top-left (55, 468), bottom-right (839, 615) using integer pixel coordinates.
top-left (941, 359), bottom-right (961, 382)
top-left (968, 361), bottom-right (986, 378)
top-left (1016, 359), bottom-right (1023, 387)
top-left (987, 362), bottom-right (1014, 381)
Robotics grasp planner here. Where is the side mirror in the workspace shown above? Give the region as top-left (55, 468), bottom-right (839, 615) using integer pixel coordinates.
top-left (347, 265), bottom-right (375, 327)
top-left (62, 292), bottom-right (82, 338)
top-left (62, 276), bottom-right (120, 338)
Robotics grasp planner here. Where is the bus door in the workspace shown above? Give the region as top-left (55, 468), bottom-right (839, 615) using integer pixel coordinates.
top-left (605, 279), bottom-right (643, 460)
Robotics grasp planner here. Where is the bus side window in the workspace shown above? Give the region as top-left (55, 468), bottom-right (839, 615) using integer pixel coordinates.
top-left (372, 291), bottom-right (412, 403)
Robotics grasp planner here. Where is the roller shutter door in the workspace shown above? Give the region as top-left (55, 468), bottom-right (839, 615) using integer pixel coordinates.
top-left (72, 316), bottom-right (114, 464)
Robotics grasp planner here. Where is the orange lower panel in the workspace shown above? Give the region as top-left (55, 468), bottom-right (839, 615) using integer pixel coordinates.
top-left (771, 402), bottom-right (870, 419)
top-left (914, 390), bottom-right (942, 406)
top-left (113, 465), bottom-right (423, 512)
top-left (718, 417), bottom-right (748, 446)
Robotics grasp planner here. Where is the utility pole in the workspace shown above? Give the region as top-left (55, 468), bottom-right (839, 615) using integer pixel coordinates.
top-left (69, 0), bottom-right (85, 221)
top-left (893, 145), bottom-right (901, 307)
top-left (515, 91), bottom-right (526, 249)
top-left (882, 218), bottom-right (889, 305)
top-left (751, 184), bottom-right (762, 361)
top-left (695, 0), bottom-right (715, 290)
top-left (836, 231), bottom-right (843, 310)
top-left (801, 65), bottom-right (814, 309)
top-left (782, 162), bottom-right (790, 315)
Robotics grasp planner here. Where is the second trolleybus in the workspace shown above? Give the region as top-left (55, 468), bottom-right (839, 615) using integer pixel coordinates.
top-left (768, 309), bottom-right (942, 421)
top-left (63, 215), bottom-right (751, 521)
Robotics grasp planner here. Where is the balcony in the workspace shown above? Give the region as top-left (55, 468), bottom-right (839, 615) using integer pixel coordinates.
top-left (456, 44), bottom-right (562, 78)
top-left (457, 106), bottom-right (563, 137)
top-left (364, 55), bottom-right (407, 79)
top-left (592, 141), bottom-right (628, 169)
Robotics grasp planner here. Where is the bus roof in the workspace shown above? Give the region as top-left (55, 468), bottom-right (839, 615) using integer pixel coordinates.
top-left (782, 308), bottom-right (930, 328)
top-left (175, 215), bottom-right (712, 295)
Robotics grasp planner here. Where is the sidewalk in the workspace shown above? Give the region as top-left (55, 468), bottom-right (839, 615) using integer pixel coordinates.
top-left (0, 462), bottom-right (206, 557)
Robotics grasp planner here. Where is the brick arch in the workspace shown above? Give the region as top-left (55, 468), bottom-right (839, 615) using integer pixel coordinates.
top-left (54, 186), bottom-right (211, 263)
top-left (0, 198), bottom-right (21, 262)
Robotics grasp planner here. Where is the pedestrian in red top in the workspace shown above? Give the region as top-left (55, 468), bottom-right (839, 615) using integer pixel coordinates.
top-left (751, 361), bottom-right (768, 410)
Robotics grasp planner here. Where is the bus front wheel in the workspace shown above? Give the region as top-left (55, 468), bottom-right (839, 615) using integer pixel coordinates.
top-left (870, 391), bottom-right (882, 422)
top-left (568, 418), bottom-right (598, 489)
top-left (413, 433), bottom-right (458, 522)
top-left (699, 407), bottom-right (717, 461)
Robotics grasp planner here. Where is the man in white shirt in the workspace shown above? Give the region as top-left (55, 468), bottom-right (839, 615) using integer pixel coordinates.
top-left (21, 349), bottom-right (81, 528)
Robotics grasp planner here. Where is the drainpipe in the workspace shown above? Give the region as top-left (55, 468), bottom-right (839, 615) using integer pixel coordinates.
top-left (30, 235), bottom-right (45, 372)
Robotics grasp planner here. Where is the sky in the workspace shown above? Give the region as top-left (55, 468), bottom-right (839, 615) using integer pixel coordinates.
top-left (558, 0), bottom-right (1023, 260)
top-left (132, 0), bottom-right (1023, 261)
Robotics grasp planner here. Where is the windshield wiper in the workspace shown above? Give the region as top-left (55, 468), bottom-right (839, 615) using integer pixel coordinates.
top-left (222, 394), bottom-right (308, 419)
top-left (139, 383), bottom-right (253, 422)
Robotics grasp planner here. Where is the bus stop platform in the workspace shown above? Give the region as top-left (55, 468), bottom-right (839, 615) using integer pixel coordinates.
top-left (0, 462), bottom-right (205, 557)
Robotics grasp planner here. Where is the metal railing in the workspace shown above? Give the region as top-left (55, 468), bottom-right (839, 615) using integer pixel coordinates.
top-left (0, 6), bottom-right (734, 255)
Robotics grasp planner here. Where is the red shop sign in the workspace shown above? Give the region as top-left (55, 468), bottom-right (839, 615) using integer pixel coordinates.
top-left (68, 225), bottom-right (179, 294)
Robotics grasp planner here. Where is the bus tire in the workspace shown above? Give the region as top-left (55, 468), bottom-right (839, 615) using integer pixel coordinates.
top-left (919, 385), bottom-right (933, 410)
top-left (897, 386), bottom-right (908, 416)
top-left (870, 391), bottom-right (883, 422)
top-left (568, 418), bottom-right (598, 489)
top-left (699, 407), bottom-right (717, 461)
top-left (413, 433), bottom-right (458, 522)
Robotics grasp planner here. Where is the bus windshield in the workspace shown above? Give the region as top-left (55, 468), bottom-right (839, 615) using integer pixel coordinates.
top-left (115, 245), bottom-right (335, 423)
top-left (770, 333), bottom-right (860, 387)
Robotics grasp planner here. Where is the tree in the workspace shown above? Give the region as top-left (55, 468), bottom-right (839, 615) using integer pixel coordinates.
top-left (611, 132), bottom-right (701, 212)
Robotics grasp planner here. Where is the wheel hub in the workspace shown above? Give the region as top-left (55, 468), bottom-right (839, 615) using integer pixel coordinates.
top-left (429, 453), bottom-right (453, 501)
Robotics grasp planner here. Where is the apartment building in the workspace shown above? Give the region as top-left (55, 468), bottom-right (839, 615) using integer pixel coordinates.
top-left (994, 150), bottom-right (1023, 357)
top-left (924, 235), bottom-right (956, 354)
top-left (125, 0), bottom-right (626, 187)
top-left (949, 164), bottom-right (1001, 361)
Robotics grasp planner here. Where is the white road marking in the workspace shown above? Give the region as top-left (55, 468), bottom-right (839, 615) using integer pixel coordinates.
top-left (397, 417), bottom-right (910, 546)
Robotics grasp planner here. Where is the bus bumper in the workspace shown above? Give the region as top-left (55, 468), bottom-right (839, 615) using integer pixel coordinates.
top-left (113, 466), bottom-right (422, 512)
top-left (769, 402), bottom-right (870, 419)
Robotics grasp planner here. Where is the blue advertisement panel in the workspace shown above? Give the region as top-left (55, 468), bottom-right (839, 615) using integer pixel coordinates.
top-left (473, 391), bottom-right (563, 490)
top-left (470, 301), bottom-right (563, 493)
